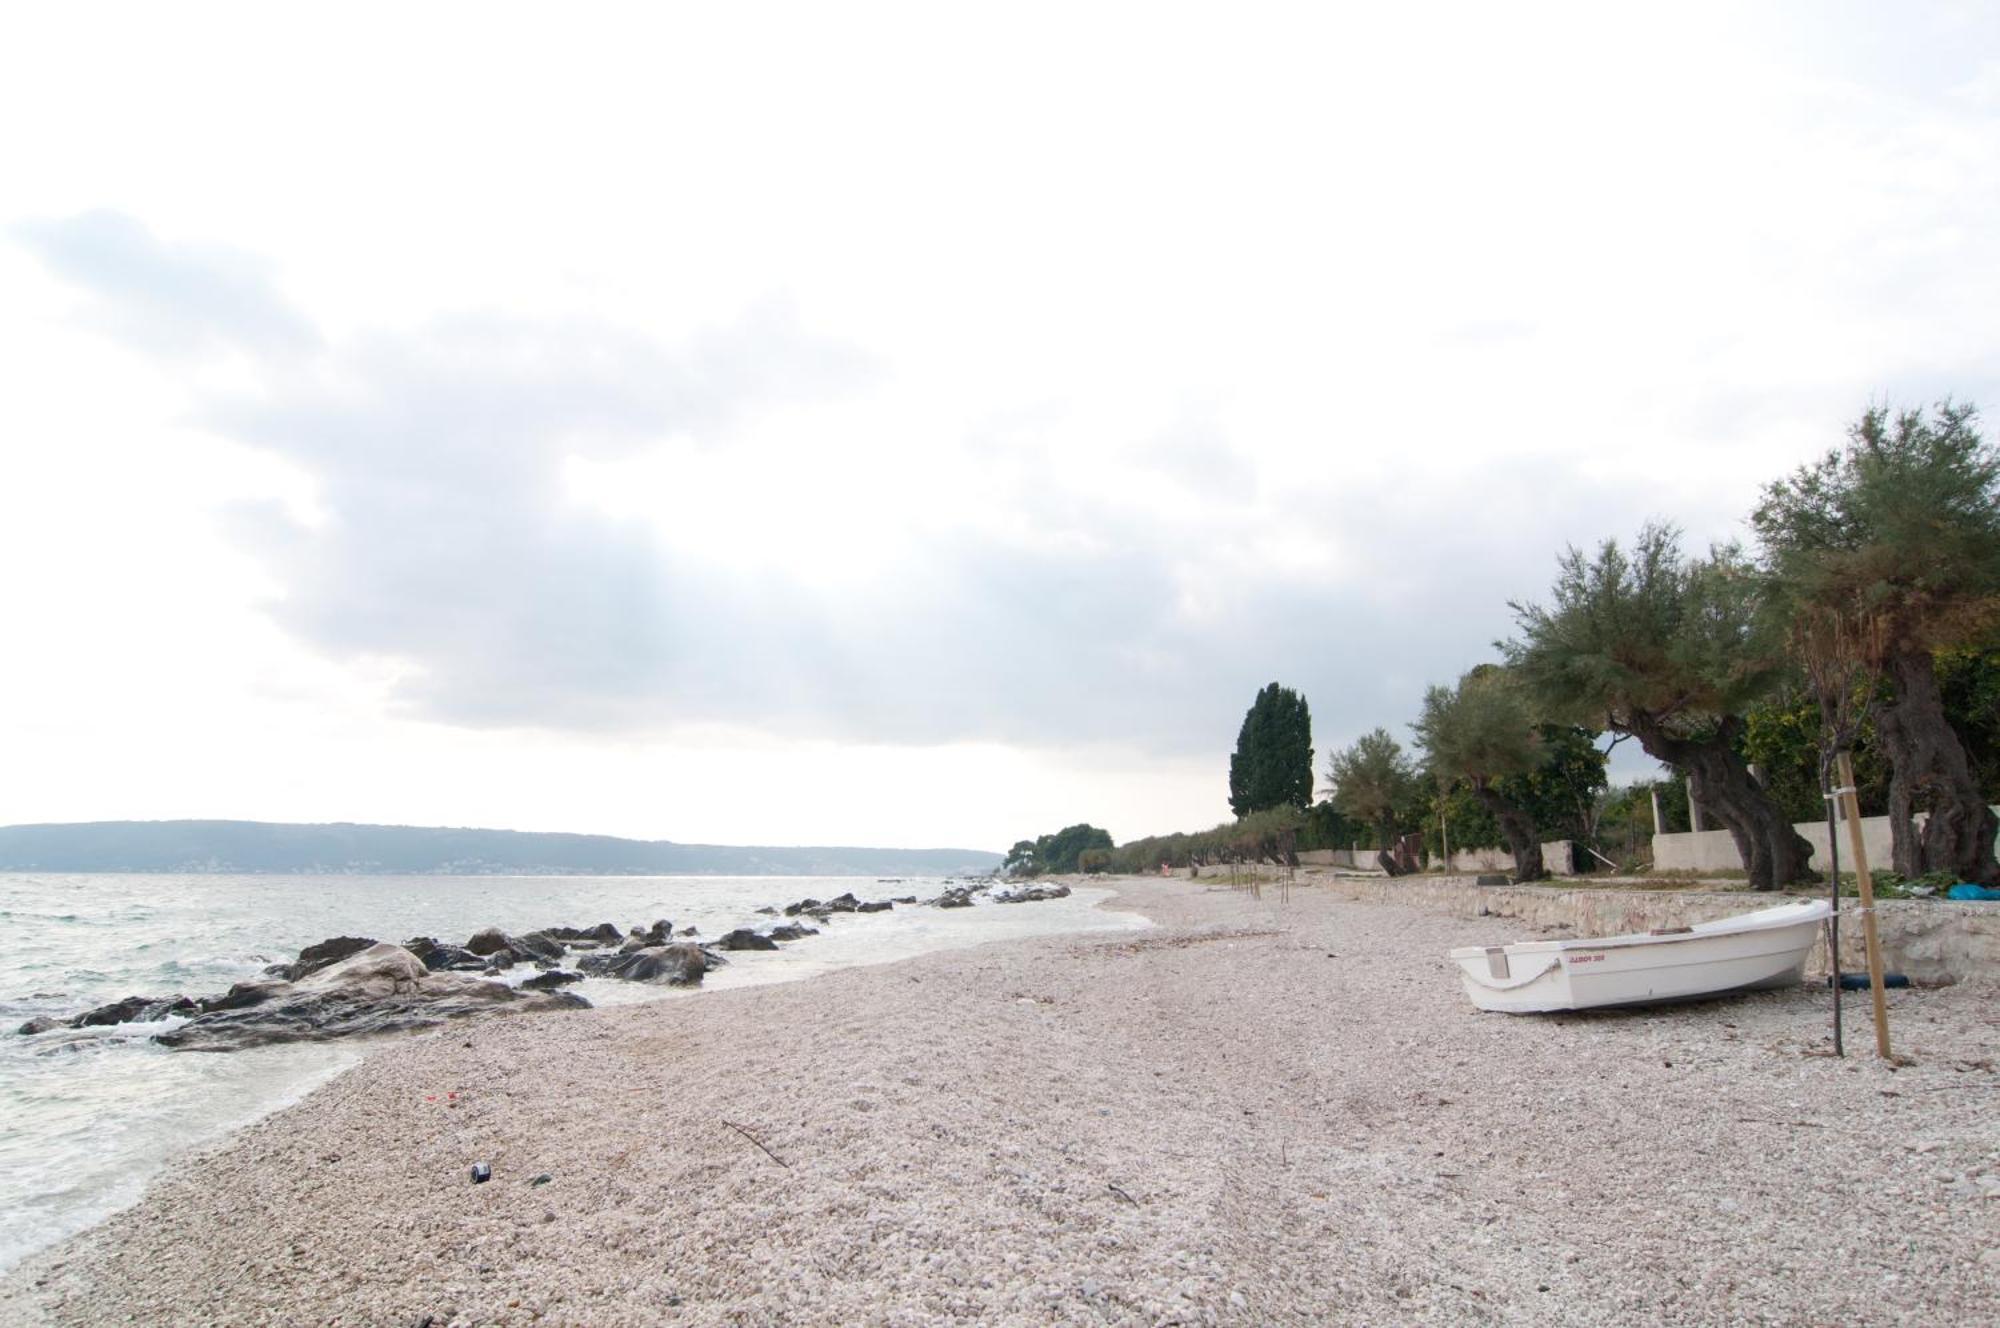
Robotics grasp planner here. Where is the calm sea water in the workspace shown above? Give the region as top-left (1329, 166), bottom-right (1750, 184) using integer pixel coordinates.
top-left (0, 872), bottom-right (1145, 1272)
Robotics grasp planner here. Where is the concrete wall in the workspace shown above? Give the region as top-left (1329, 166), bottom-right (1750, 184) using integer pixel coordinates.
top-left (1323, 874), bottom-right (2000, 985)
top-left (1652, 808), bottom-right (2000, 874)
top-left (1302, 842), bottom-right (1583, 875)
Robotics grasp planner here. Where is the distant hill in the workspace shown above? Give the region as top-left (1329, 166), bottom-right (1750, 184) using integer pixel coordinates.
top-left (0, 820), bottom-right (1002, 877)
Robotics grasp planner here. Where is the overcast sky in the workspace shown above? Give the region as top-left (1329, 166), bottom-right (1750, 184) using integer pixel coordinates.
top-left (4, 3), bottom-right (1999, 850)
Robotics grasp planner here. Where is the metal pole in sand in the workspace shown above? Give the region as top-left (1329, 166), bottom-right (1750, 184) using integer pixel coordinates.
top-left (1821, 754), bottom-right (1843, 1058)
top-left (1833, 751), bottom-right (1891, 1059)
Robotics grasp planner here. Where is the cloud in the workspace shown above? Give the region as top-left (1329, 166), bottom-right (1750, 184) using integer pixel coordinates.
top-left (0, 211), bottom-right (1827, 774)
top-left (12, 210), bottom-right (319, 358)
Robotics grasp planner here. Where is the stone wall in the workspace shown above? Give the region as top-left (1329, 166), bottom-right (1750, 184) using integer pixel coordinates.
top-left (1321, 874), bottom-right (2000, 985)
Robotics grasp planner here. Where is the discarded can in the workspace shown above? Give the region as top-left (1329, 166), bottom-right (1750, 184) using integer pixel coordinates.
top-left (471, 1162), bottom-right (492, 1184)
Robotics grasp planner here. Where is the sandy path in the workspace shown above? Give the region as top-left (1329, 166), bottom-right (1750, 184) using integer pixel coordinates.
top-left (2, 878), bottom-right (1995, 1326)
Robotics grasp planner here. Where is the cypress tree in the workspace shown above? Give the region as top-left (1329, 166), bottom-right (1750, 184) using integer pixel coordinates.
top-left (1229, 683), bottom-right (1315, 816)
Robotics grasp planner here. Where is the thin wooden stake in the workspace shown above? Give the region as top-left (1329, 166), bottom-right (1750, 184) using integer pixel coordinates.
top-left (1834, 752), bottom-right (1892, 1060)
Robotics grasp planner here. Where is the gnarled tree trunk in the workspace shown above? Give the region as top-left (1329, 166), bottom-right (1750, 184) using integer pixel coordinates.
top-left (1374, 816), bottom-right (1404, 876)
top-left (1470, 782), bottom-right (1546, 882)
top-left (1877, 649), bottom-right (2000, 885)
top-left (1626, 715), bottom-right (1816, 890)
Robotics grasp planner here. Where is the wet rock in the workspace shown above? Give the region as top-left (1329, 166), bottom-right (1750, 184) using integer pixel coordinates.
top-left (717, 928), bottom-right (779, 951)
top-left (404, 937), bottom-right (482, 971)
top-left (628, 919), bottom-right (674, 947)
top-left (156, 944), bottom-right (589, 1051)
top-left (857, 900), bottom-right (893, 913)
top-left (466, 927), bottom-right (512, 957)
top-left (782, 898), bottom-right (821, 918)
top-left (766, 923), bottom-right (819, 942)
top-left (16, 1016), bottom-right (62, 1035)
top-left (825, 892), bottom-right (861, 913)
top-left (893, 895), bottom-right (918, 904)
top-left (931, 888), bottom-right (976, 909)
top-left (282, 936), bottom-right (378, 981)
top-left (521, 969), bottom-right (582, 991)
top-left (72, 995), bottom-right (172, 1027)
top-left (754, 907), bottom-right (779, 916)
top-left (482, 953), bottom-right (516, 973)
top-left (995, 884), bottom-right (1071, 904)
top-left (586, 922), bottom-right (622, 946)
top-left (514, 931), bottom-right (567, 963)
top-left (677, 925), bottom-right (699, 936)
top-left (200, 978), bottom-right (290, 1013)
top-left (577, 943), bottom-right (712, 986)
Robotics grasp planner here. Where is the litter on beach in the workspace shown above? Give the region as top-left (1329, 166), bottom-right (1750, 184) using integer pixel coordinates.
top-left (1447, 899), bottom-right (1833, 1013)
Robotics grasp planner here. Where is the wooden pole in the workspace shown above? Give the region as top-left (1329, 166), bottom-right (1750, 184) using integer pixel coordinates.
top-left (1833, 752), bottom-right (1891, 1059)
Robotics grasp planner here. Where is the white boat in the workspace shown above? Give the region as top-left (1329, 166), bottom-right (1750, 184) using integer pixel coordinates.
top-left (1447, 898), bottom-right (1832, 1013)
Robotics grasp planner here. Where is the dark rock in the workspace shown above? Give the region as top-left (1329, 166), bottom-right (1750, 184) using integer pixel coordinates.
top-left (717, 928), bottom-right (779, 951)
top-left (586, 922), bottom-right (622, 945)
top-left (157, 944), bottom-right (589, 1052)
top-left (483, 953), bottom-right (516, 973)
top-left (754, 907), bottom-right (778, 916)
top-left (404, 937), bottom-right (481, 972)
top-left (766, 923), bottom-right (819, 941)
top-left (284, 936), bottom-right (378, 981)
top-left (577, 943), bottom-right (712, 986)
top-left (73, 996), bottom-right (164, 1028)
top-left (200, 978), bottom-right (291, 1013)
top-left (931, 888), bottom-right (975, 908)
top-left (466, 927), bottom-right (512, 957)
top-left (995, 884), bottom-right (1071, 904)
top-left (617, 936), bottom-right (648, 954)
top-left (521, 969), bottom-right (582, 991)
top-left (626, 919), bottom-right (673, 947)
top-left (893, 895), bottom-right (918, 905)
top-left (677, 926), bottom-right (698, 936)
top-left (825, 892), bottom-right (861, 913)
top-left (16, 1016), bottom-right (62, 1035)
top-left (514, 931), bottom-right (566, 963)
top-left (782, 898), bottom-right (821, 918)
top-left (856, 900), bottom-right (893, 913)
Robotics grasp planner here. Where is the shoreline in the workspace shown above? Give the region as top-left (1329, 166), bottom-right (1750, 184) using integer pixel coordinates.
top-left (3, 877), bottom-right (1995, 1325)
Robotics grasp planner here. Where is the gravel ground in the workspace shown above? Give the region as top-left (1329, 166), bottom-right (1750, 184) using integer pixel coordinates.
top-left (2, 877), bottom-right (1995, 1327)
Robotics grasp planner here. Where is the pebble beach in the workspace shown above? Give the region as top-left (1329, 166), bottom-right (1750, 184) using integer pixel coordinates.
top-left (2, 876), bottom-right (1995, 1327)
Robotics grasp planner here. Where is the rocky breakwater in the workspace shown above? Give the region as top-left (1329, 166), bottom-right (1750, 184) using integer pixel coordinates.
top-left (154, 943), bottom-right (589, 1052)
top-left (14, 876), bottom-right (1069, 1051)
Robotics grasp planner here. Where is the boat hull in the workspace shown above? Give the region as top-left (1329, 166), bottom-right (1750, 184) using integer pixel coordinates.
top-left (1447, 900), bottom-right (1832, 1014)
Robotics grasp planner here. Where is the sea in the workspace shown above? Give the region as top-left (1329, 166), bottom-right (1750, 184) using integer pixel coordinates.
top-left (0, 871), bottom-right (1146, 1273)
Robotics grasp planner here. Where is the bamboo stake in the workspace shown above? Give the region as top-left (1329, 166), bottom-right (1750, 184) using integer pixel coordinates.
top-left (1833, 752), bottom-right (1891, 1059)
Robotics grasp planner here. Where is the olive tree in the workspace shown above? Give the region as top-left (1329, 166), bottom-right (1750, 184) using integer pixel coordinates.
top-left (1504, 525), bottom-right (1815, 890)
top-left (1412, 666), bottom-right (1550, 881)
top-left (1326, 728), bottom-right (1422, 876)
top-left (1753, 402), bottom-right (2000, 884)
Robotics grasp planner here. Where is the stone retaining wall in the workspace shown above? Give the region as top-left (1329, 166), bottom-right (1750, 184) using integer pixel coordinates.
top-left (1321, 874), bottom-right (2000, 985)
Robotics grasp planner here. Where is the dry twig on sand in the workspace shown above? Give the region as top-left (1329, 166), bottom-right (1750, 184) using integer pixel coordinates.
top-left (721, 1119), bottom-right (790, 1168)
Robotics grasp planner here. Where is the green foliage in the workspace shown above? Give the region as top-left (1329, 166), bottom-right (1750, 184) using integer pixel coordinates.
top-left (1228, 682), bottom-right (1315, 817)
top-left (1504, 525), bottom-right (1788, 739)
top-left (1326, 728), bottom-right (1422, 837)
top-left (1108, 806), bottom-right (1306, 872)
top-left (1934, 646), bottom-right (2000, 798)
top-left (1738, 689), bottom-right (1889, 822)
top-left (1411, 665), bottom-right (1546, 789)
top-left (1296, 800), bottom-right (1357, 852)
top-left (1595, 779), bottom-right (1687, 861)
top-left (1500, 724), bottom-right (1609, 842)
top-left (1753, 400), bottom-right (2000, 667)
top-left (1076, 847), bottom-right (1115, 874)
top-left (1004, 824), bottom-right (1113, 877)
